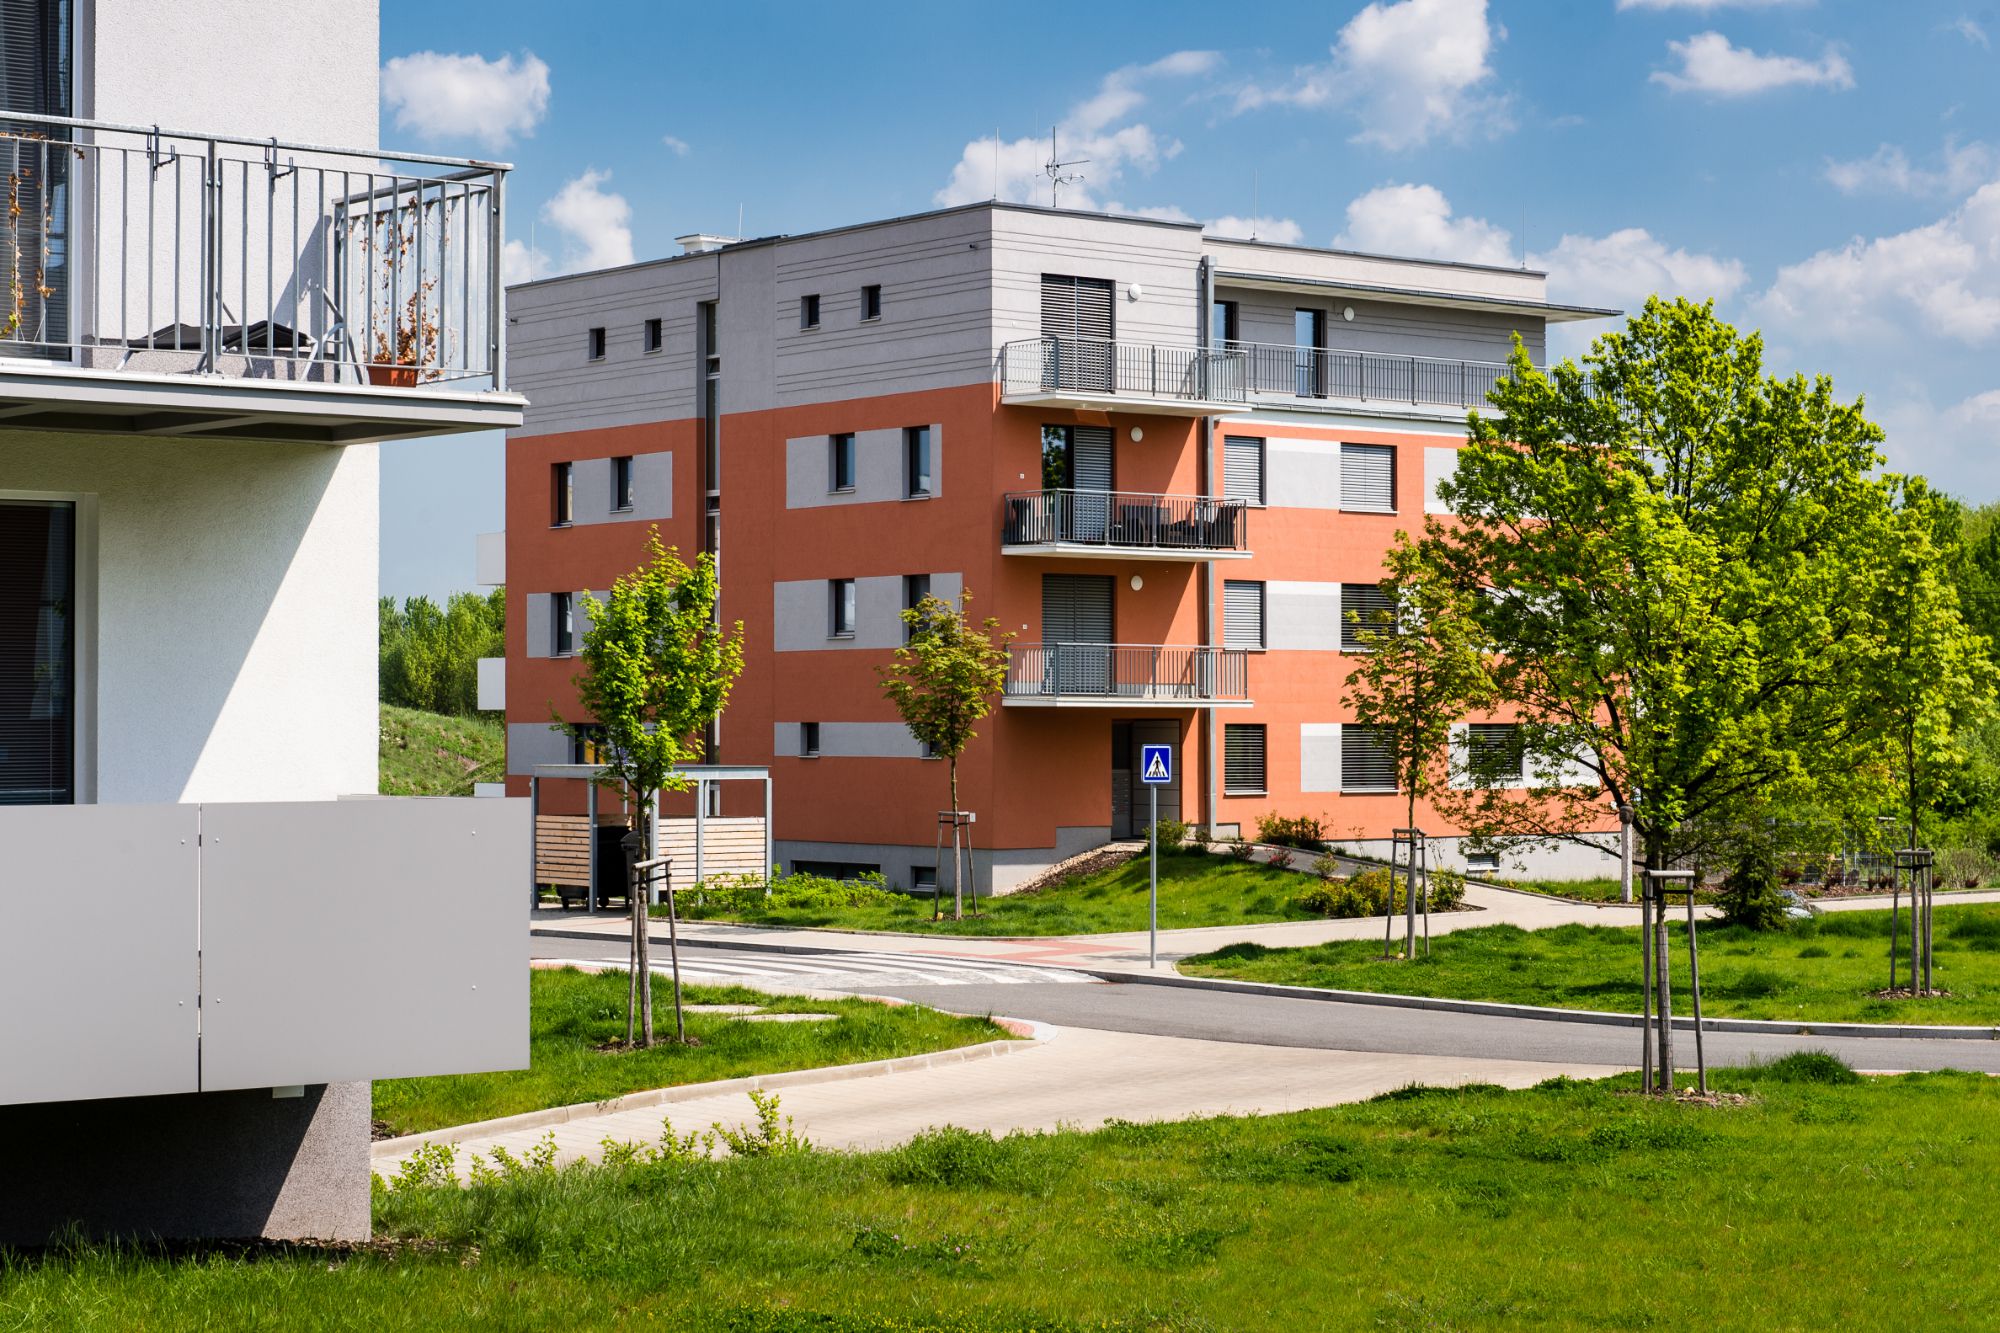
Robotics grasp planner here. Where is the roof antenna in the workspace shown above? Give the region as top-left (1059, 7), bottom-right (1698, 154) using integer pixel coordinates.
top-left (737, 202), bottom-right (744, 240)
top-left (1045, 128), bottom-right (1087, 209)
top-left (993, 126), bottom-right (1000, 200)
top-left (1252, 169), bottom-right (1260, 240)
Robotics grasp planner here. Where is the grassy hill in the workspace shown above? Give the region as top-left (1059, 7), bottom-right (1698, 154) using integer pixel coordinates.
top-left (379, 704), bottom-right (505, 796)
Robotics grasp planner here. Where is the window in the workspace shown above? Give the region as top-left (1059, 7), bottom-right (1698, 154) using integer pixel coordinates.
top-left (800, 294), bottom-right (821, 329)
top-left (920, 737), bottom-right (940, 759)
top-left (829, 433), bottom-right (856, 492)
top-left (1340, 725), bottom-right (1398, 793)
top-left (0, 499), bottom-right (76, 804)
top-left (1341, 583), bottom-right (1397, 652)
top-left (911, 866), bottom-right (938, 891)
top-left (861, 284), bottom-right (882, 321)
top-left (800, 722), bottom-right (821, 758)
top-left (551, 462), bottom-right (573, 526)
top-left (1294, 308), bottom-right (1327, 396)
top-left (903, 573), bottom-right (932, 640)
top-left (700, 301), bottom-right (720, 494)
top-left (612, 455), bottom-right (634, 511)
top-left (643, 317), bottom-right (662, 352)
top-left (586, 326), bottom-right (606, 361)
top-left (1212, 299), bottom-right (1239, 347)
top-left (567, 725), bottom-right (604, 765)
top-left (1223, 436), bottom-right (1265, 506)
top-left (552, 592), bottom-right (575, 656)
top-left (1224, 725), bottom-right (1267, 795)
top-left (4, 0), bottom-right (72, 358)
top-left (829, 578), bottom-right (856, 637)
top-left (1341, 443), bottom-right (1397, 512)
top-left (1467, 723), bottom-right (1526, 787)
top-left (1465, 849), bottom-right (1501, 873)
top-left (793, 859), bottom-right (882, 881)
top-left (904, 426), bottom-right (933, 498)
top-left (1223, 580), bottom-right (1266, 650)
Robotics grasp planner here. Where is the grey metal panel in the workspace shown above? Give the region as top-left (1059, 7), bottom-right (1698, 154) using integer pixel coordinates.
top-left (784, 424), bottom-right (942, 508)
top-left (989, 209), bottom-right (1204, 352)
top-left (1424, 446), bottom-right (1457, 515)
top-left (773, 574), bottom-right (918, 651)
top-left (571, 457), bottom-right (613, 524)
top-left (1223, 580), bottom-right (1265, 649)
top-left (524, 592), bottom-right (552, 658)
top-left (1341, 444), bottom-right (1397, 511)
top-left (1300, 723), bottom-right (1342, 793)
top-left (0, 803), bottom-right (199, 1106)
top-left (773, 721), bottom-right (926, 759)
top-left (1266, 437), bottom-right (1341, 509)
top-left (198, 798), bottom-right (530, 1091)
top-left (630, 451), bottom-right (673, 520)
top-left (507, 722), bottom-right (570, 776)
top-left (1266, 581), bottom-right (1342, 652)
top-left (1217, 286), bottom-right (1548, 364)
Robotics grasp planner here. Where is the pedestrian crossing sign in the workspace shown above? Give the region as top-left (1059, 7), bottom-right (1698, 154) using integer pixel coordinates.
top-left (1141, 745), bottom-right (1172, 785)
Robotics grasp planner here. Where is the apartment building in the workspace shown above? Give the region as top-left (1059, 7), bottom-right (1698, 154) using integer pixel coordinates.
top-left (0, 0), bottom-right (525, 1242)
top-left (500, 202), bottom-right (1620, 894)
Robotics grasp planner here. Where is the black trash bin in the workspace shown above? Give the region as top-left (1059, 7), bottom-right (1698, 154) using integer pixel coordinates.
top-left (593, 824), bottom-right (633, 907)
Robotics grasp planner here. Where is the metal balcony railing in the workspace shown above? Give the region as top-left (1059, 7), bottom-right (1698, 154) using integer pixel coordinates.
top-left (0, 109), bottom-right (507, 390)
top-left (1005, 643), bottom-right (1250, 704)
top-left (1231, 340), bottom-right (1520, 409)
top-left (999, 336), bottom-right (1248, 405)
top-left (1002, 489), bottom-right (1249, 554)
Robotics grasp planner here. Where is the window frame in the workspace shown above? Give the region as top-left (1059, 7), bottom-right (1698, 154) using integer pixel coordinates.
top-left (903, 573), bottom-right (932, 641)
top-left (1223, 723), bottom-right (1268, 796)
top-left (1466, 722), bottom-right (1527, 787)
top-left (1223, 435), bottom-right (1265, 508)
top-left (800, 293), bottom-right (821, 330)
top-left (642, 317), bottom-right (663, 353)
top-left (585, 326), bottom-right (606, 361)
top-left (1339, 723), bottom-right (1399, 794)
top-left (800, 722), bottom-right (821, 758)
top-left (1340, 582), bottom-right (1397, 653)
top-left (1340, 443), bottom-right (1398, 514)
top-left (1222, 579), bottom-right (1266, 651)
top-left (611, 455), bottom-right (635, 512)
top-left (1212, 298), bottom-right (1239, 347)
top-left (552, 591), bottom-right (576, 657)
top-left (829, 578), bottom-right (857, 638)
top-left (0, 496), bottom-right (78, 806)
top-left (904, 425), bottom-right (933, 499)
top-left (550, 461), bottom-right (573, 527)
top-left (861, 284), bottom-right (883, 322)
top-left (829, 432), bottom-right (857, 493)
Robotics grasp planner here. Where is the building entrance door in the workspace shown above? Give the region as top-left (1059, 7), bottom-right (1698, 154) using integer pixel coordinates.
top-left (1110, 719), bottom-right (1180, 839)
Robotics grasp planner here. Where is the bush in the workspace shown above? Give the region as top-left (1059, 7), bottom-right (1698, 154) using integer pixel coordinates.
top-left (1295, 866), bottom-right (1449, 919)
top-left (1148, 818), bottom-right (1190, 852)
top-left (1756, 1050), bottom-right (1860, 1085)
top-left (1226, 837), bottom-right (1257, 861)
top-left (1429, 868), bottom-right (1467, 910)
top-left (1255, 812), bottom-right (1327, 850)
top-left (1294, 878), bottom-right (1377, 919)
top-left (682, 870), bottom-right (902, 918)
top-left (1719, 842), bottom-right (1788, 931)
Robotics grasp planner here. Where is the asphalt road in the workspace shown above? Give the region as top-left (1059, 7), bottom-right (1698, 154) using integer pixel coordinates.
top-left (531, 932), bottom-right (2000, 1075)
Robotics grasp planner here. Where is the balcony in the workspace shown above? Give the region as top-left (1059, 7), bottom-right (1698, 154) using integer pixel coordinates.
top-left (998, 336), bottom-right (1247, 415)
top-left (1233, 341), bottom-right (1537, 411)
top-left (0, 111), bottom-right (522, 444)
top-left (1002, 489), bottom-right (1250, 561)
top-left (1003, 643), bottom-right (1251, 708)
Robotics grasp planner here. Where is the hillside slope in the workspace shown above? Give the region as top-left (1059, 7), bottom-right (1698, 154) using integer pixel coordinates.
top-left (379, 705), bottom-right (505, 796)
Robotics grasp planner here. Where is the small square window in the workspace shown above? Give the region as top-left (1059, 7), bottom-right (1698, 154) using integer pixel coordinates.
top-left (801, 294), bottom-right (821, 329)
top-left (1466, 850), bottom-right (1501, 872)
top-left (829, 578), bottom-right (856, 637)
top-left (800, 722), bottom-right (821, 758)
top-left (612, 456), bottom-right (634, 511)
top-left (830, 433), bottom-right (856, 492)
top-left (551, 462), bottom-right (573, 526)
top-left (861, 284), bottom-right (882, 321)
top-left (911, 865), bottom-right (938, 891)
top-left (904, 425), bottom-right (933, 498)
top-left (642, 318), bottom-right (662, 352)
top-left (586, 327), bottom-right (606, 361)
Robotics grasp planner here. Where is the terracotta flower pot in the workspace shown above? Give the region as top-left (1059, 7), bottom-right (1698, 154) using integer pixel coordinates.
top-left (368, 364), bottom-right (418, 388)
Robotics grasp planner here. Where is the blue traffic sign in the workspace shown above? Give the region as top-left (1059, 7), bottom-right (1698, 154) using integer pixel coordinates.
top-left (1140, 744), bottom-right (1173, 785)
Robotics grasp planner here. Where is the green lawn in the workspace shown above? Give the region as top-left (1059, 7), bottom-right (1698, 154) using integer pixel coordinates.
top-left (13, 1059), bottom-right (2000, 1329)
top-left (378, 704), bottom-right (504, 797)
top-left (666, 852), bottom-right (1328, 936)
top-left (371, 968), bottom-right (1008, 1137)
top-left (1184, 904), bottom-right (2000, 1025)
top-left (1491, 875), bottom-right (1628, 903)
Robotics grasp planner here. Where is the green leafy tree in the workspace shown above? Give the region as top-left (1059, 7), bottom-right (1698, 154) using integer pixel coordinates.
top-left (1423, 297), bottom-right (1901, 881)
top-left (560, 531), bottom-right (744, 1046)
top-left (1343, 538), bottom-right (1497, 956)
top-left (379, 589), bottom-right (505, 715)
top-left (876, 592), bottom-right (1013, 921)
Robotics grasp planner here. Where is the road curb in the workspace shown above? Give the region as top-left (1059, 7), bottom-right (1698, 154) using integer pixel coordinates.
top-left (1090, 968), bottom-right (2000, 1041)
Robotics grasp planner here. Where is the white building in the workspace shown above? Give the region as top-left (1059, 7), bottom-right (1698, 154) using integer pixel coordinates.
top-left (0, 0), bottom-right (527, 1243)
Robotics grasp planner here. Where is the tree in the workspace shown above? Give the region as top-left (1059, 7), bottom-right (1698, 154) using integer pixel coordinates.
top-left (1343, 538), bottom-right (1497, 957)
top-left (1423, 297), bottom-right (1902, 882)
top-left (876, 592), bottom-right (1012, 921)
top-left (560, 531), bottom-right (744, 1047)
top-left (379, 588), bottom-right (505, 715)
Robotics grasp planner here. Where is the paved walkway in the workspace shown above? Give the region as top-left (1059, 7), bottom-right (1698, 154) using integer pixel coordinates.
top-left (373, 1024), bottom-right (1622, 1180)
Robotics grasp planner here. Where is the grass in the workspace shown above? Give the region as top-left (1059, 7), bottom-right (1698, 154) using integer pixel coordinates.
top-left (12, 1059), bottom-right (2000, 1329)
top-left (371, 968), bottom-right (1008, 1137)
top-left (1184, 903), bottom-right (2000, 1024)
top-left (378, 704), bottom-right (504, 797)
top-left (667, 852), bottom-right (1329, 936)
top-left (1492, 875), bottom-right (1628, 903)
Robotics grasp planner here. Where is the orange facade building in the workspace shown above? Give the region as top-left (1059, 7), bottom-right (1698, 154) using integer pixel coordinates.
top-left (495, 203), bottom-right (1621, 892)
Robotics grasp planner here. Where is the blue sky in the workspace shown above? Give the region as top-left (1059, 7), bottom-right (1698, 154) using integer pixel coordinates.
top-left (378, 0), bottom-right (2000, 603)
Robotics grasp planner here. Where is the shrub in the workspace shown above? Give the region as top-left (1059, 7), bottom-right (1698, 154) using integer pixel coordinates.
top-left (1429, 868), bottom-right (1467, 910)
top-left (1148, 818), bottom-right (1190, 852)
top-left (1756, 1050), bottom-right (1860, 1085)
top-left (1719, 842), bottom-right (1788, 931)
top-left (1294, 879), bottom-right (1375, 919)
top-left (1226, 837), bottom-right (1257, 861)
top-left (682, 870), bottom-right (902, 918)
top-left (1255, 812), bottom-right (1327, 850)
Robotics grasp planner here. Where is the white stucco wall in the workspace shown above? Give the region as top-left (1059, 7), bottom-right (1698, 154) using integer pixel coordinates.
top-left (3, 435), bottom-right (377, 804)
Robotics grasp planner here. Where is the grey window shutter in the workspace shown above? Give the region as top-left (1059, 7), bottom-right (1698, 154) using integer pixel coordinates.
top-left (1340, 725), bottom-right (1398, 792)
top-left (1224, 724), bottom-right (1267, 793)
top-left (1223, 581), bottom-right (1265, 649)
top-left (1468, 723), bottom-right (1524, 785)
top-left (1041, 573), bottom-right (1113, 644)
top-left (1070, 426), bottom-right (1113, 492)
top-left (1223, 436), bottom-right (1264, 504)
top-left (1340, 583), bottom-right (1397, 651)
top-left (1341, 444), bottom-right (1397, 511)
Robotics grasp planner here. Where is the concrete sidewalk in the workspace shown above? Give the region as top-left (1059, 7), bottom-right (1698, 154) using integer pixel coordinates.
top-left (372, 1022), bottom-right (1623, 1180)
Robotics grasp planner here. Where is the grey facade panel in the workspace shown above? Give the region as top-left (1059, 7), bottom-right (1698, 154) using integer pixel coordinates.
top-left (774, 572), bottom-right (959, 652)
top-left (1266, 437), bottom-right (1342, 509)
top-left (773, 721), bottom-right (926, 759)
top-left (0, 803), bottom-right (200, 1106)
top-left (571, 457), bottom-right (614, 524)
top-left (198, 798), bottom-right (530, 1091)
top-left (1221, 289), bottom-right (1548, 365)
top-left (989, 209), bottom-right (1205, 351)
top-left (507, 721), bottom-right (571, 776)
top-left (524, 592), bottom-right (552, 658)
top-left (785, 424), bottom-right (942, 508)
top-left (1300, 723), bottom-right (1342, 793)
top-left (570, 452), bottom-right (672, 525)
top-left (1424, 446), bottom-right (1457, 514)
top-left (1266, 581), bottom-right (1342, 652)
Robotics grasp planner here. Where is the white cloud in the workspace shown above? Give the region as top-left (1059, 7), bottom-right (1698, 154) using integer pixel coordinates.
top-left (1871, 390), bottom-right (2000, 494)
top-left (1758, 182), bottom-right (2000, 346)
top-left (1824, 140), bottom-right (1998, 197)
top-left (1651, 32), bottom-right (1853, 96)
top-left (1204, 215), bottom-right (1305, 244)
top-left (501, 239), bottom-right (551, 286)
top-left (935, 52), bottom-right (1217, 209)
top-left (538, 169), bottom-right (634, 274)
top-left (1531, 228), bottom-right (1748, 310)
top-left (1948, 16), bottom-right (1990, 48)
top-left (661, 135), bottom-right (692, 157)
top-left (1234, 0), bottom-right (1510, 151)
top-left (380, 50), bottom-right (550, 151)
top-left (1339, 183), bottom-right (1517, 265)
top-left (1616, 0), bottom-right (1806, 10)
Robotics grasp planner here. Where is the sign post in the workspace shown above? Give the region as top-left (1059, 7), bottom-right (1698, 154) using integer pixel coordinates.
top-left (1140, 744), bottom-right (1172, 969)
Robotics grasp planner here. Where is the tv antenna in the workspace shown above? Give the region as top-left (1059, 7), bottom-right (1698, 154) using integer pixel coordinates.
top-left (1045, 128), bottom-right (1087, 209)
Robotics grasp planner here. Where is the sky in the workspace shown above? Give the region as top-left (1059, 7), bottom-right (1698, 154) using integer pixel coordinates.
top-left (377, 0), bottom-right (2000, 604)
